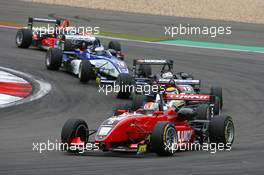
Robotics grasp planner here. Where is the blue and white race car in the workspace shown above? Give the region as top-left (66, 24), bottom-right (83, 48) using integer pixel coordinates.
top-left (45, 34), bottom-right (129, 83)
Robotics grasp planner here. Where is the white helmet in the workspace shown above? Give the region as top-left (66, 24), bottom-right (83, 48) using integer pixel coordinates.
top-left (95, 46), bottom-right (105, 55)
top-left (162, 71), bottom-right (173, 79)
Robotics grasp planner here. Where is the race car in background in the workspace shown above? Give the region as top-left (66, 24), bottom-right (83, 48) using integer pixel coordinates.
top-left (15, 17), bottom-right (70, 50)
top-left (131, 85), bottom-right (222, 116)
top-left (116, 59), bottom-right (199, 98)
top-left (45, 34), bottom-right (128, 83)
top-left (60, 93), bottom-right (234, 156)
top-left (116, 58), bottom-right (223, 114)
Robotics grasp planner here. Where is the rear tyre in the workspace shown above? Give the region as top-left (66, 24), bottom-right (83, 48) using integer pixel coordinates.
top-left (213, 97), bottom-right (221, 115)
top-left (152, 122), bottom-right (177, 156)
top-left (46, 48), bottom-right (62, 70)
top-left (210, 86), bottom-right (223, 109)
top-left (131, 94), bottom-right (147, 111)
top-left (139, 64), bottom-right (152, 77)
top-left (15, 29), bottom-right (32, 48)
top-left (61, 119), bottom-right (89, 152)
top-left (79, 60), bottom-right (93, 83)
top-left (108, 40), bottom-right (121, 51)
top-left (196, 104), bottom-right (210, 120)
top-left (117, 73), bottom-right (133, 99)
top-left (209, 115), bottom-right (234, 147)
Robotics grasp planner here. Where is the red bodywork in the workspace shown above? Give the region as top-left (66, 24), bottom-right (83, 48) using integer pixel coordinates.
top-left (39, 37), bottom-right (59, 49)
top-left (95, 112), bottom-right (195, 151)
top-left (32, 19), bottom-right (70, 49)
top-left (67, 94), bottom-right (211, 152)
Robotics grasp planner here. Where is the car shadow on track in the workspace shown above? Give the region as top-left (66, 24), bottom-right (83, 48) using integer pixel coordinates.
top-left (61, 150), bottom-right (188, 159)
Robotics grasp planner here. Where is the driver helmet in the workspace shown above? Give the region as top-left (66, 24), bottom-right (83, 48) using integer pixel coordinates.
top-left (161, 71), bottom-right (173, 79)
top-left (94, 46), bottom-right (105, 56)
top-left (165, 87), bottom-right (179, 94)
top-left (165, 87), bottom-right (185, 109)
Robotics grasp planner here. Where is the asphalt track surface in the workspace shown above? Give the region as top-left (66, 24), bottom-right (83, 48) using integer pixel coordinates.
top-left (0, 1), bottom-right (264, 175)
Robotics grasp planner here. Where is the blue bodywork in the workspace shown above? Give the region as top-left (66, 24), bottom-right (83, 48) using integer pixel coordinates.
top-left (62, 49), bottom-right (129, 82)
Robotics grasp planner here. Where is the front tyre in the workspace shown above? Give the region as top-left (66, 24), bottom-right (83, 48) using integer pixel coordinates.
top-left (61, 119), bottom-right (89, 153)
top-left (151, 122), bottom-right (177, 156)
top-left (79, 60), bottom-right (93, 83)
top-left (46, 48), bottom-right (62, 70)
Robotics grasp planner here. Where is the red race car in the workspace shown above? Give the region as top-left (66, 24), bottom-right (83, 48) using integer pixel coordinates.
top-left (15, 17), bottom-right (70, 50)
top-left (61, 93), bottom-right (235, 156)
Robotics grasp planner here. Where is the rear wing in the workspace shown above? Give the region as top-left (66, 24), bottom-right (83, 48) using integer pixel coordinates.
top-left (163, 94), bottom-right (210, 101)
top-left (64, 34), bottom-right (96, 42)
top-left (132, 59), bottom-right (173, 77)
top-left (133, 59), bottom-right (173, 66)
top-left (28, 17), bottom-right (61, 29)
top-left (158, 79), bottom-right (200, 85)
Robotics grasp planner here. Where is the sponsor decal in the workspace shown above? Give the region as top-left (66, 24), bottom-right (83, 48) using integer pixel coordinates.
top-left (165, 94), bottom-right (210, 100)
top-left (177, 130), bottom-right (193, 142)
top-left (137, 59), bottom-right (167, 64)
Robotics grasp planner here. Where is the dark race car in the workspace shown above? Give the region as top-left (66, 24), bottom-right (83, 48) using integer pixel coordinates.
top-left (116, 59), bottom-right (197, 98)
top-left (15, 17), bottom-right (70, 50)
top-left (131, 85), bottom-right (222, 116)
top-left (116, 59), bottom-right (223, 110)
top-left (60, 93), bottom-right (234, 156)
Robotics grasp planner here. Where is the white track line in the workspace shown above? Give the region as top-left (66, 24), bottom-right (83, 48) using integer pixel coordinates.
top-left (0, 70), bottom-right (28, 83)
top-left (0, 67), bottom-right (52, 108)
top-left (0, 94), bottom-right (22, 105)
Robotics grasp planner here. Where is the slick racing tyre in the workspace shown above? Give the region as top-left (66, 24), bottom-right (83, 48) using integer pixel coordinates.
top-left (210, 86), bottom-right (223, 109)
top-left (139, 64), bottom-right (152, 77)
top-left (152, 122), bottom-right (177, 156)
top-left (79, 60), bottom-right (93, 83)
top-left (117, 73), bottom-right (133, 99)
top-left (61, 119), bottom-right (89, 153)
top-left (131, 94), bottom-right (147, 111)
top-left (213, 97), bottom-right (221, 115)
top-left (108, 40), bottom-right (121, 51)
top-left (15, 29), bottom-right (32, 48)
top-left (196, 104), bottom-right (210, 120)
top-left (46, 48), bottom-right (62, 70)
top-left (209, 115), bottom-right (235, 147)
